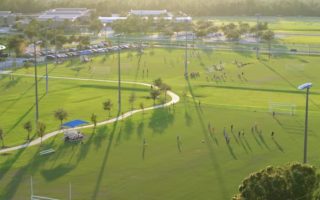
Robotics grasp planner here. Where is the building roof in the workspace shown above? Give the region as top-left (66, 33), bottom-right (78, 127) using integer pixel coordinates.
top-left (0, 11), bottom-right (13, 17)
top-left (99, 16), bottom-right (127, 24)
top-left (129, 10), bottom-right (168, 16)
top-left (175, 16), bottom-right (193, 22)
top-left (38, 8), bottom-right (90, 22)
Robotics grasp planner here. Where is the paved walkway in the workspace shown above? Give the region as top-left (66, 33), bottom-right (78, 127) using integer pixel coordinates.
top-left (0, 75), bottom-right (180, 154)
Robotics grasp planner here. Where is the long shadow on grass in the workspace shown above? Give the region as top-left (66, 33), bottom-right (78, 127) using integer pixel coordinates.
top-left (186, 79), bottom-right (229, 199)
top-left (251, 131), bottom-right (263, 149)
top-left (199, 84), bottom-right (320, 95)
top-left (242, 136), bottom-right (252, 152)
top-left (259, 61), bottom-right (320, 109)
top-left (148, 108), bottom-right (174, 134)
top-left (272, 137), bottom-right (284, 152)
top-left (6, 92), bottom-right (46, 136)
top-left (41, 164), bottom-right (75, 181)
top-left (0, 146), bottom-right (41, 199)
top-left (0, 77), bottom-right (36, 118)
top-left (238, 137), bottom-right (249, 154)
top-left (257, 132), bottom-right (270, 150)
top-left (79, 84), bottom-right (149, 93)
top-left (91, 112), bottom-right (120, 200)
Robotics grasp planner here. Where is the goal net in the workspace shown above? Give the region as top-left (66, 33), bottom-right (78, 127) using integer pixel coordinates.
top-left (269, 102), bottom-right (296, 115)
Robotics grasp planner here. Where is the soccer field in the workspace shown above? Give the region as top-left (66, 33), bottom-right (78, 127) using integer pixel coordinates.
top-left (0, 48), bottom-right (320, 199)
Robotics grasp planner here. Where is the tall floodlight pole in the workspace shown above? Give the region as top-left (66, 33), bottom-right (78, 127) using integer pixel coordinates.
top-left (298, 82), bottom-right (312, 163)
top-left (117, 34), bottom-right (122, 113)
top-left (255, 13), bottom-right (261, 59)
top-left (45, 26), bottom-right (49, 94)
top-left (33, 40), bottom-right (39, 124)
top-left (184, 22), bottom-right (188, 80)
top-left (54, 16), bottom-right (58, 65)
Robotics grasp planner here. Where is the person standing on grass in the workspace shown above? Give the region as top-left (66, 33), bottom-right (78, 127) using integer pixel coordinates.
top-left (271, 131), bottom-right (274, 137)
top-left (273, 111), bottom-right (276, 118)
top-left (231, 124), bottom-right (234, 132)
top-left (238, 131), bottom-right (241, 137)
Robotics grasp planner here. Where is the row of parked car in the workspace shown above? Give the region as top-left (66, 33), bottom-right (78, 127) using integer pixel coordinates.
top-left (24, 42), bottom-right (147, 61)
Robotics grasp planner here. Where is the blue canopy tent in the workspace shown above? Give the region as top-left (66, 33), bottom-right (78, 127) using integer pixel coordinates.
top-left (62, 120), bottom-right (88, 142)
top-left (62, 120), bottom-right (88, 128)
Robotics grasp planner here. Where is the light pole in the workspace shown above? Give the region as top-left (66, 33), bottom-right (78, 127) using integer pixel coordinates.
top-left (298, 82), bottom-right (312, 163)
top-left (184, 21), bottom-right (189, 80)
top-left (44, 26), bottom-right (49, 94)
top-left (116, 34), bottom-right (122, 113)
top-left (33, 40), bottom-right (42, 124)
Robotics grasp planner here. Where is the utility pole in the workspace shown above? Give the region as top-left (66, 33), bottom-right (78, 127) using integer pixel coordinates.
top-left (298, 82), bottom-right (312, 164)
top-left (117, 35), bottom-right (121, 113)
top-left (184, 23), bottom-right (188, 80)
top-left (33, 40), bottom-right (39, 124)
top-left (303, 87), bottom-right (310, 163)
top-left (45, 26), bottom-right (49, 94)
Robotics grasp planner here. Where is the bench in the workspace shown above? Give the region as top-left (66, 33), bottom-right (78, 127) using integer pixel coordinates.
top-left (39, 148), bottom-right (55, 156)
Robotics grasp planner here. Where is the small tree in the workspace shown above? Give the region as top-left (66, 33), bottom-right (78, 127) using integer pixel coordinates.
top-left (153, 78), bottom-right (163, 88)
top-left (23, 121), bottom-right (32, 141)
top-left (54, 108), bottom-right (68, 127)
top-left (150, 89), bottom-right (161, 105)
top-left (37, 122), bottom-right (46, 145)
top-left (160, 83), bottom-right (171, 101)
top-left (261, 30), bottom-right (275, 59)
top-left (140, 102), bottom-right (145, 114)
top-left (103, 99), bottom-right (113, 117)
top-left (129, 93), bottom-right (136, 110)
top-left (234, 163), bottom-right (320, 200)
top-left (91, 113), bottom-right (97, 130)
top-left (0, 128), bottom-right (4, 148)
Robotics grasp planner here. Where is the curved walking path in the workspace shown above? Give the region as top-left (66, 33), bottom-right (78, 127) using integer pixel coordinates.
top-left (0, 75), bottom-right (180, 154)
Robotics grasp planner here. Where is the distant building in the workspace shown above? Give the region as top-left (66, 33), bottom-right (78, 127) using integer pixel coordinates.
top-left (99, 9), bottom-right (192, 25)
top-left (129, 10), bottom-right (170, 17)
top-left (37, 8), bottom-right (91, 22)
top-left (175, 16), bottom-right (192, 23)
top-left (0, 11), bottom-right (16, 27)
top-left (99, 16), bottom-right (127, 24)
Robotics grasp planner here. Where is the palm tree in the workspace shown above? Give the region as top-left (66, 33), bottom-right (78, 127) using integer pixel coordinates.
top-left (150, 89), bottom-right (161, 105)
top-left (0, 128), bottom-right (4, 148)
top-left (54, 108), bottom-right (68, 127)
top-left (91, 113), bottom-right (98, 131)
top-left (129, 93), bottom-right (136, 110)
top-left (23, 121), bottom-right (32, 141)
top-left (261, 30), bottom-right (275, 59)
top-left (103, 99), bottom-right (113, 117)
top-left (37, 122), bottom-right (46, 145)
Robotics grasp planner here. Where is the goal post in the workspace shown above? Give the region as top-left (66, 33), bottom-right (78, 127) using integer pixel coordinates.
top-left (269, 102), bottom-right (296, 115)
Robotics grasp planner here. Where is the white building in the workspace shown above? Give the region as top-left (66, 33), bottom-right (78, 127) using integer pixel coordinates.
top-left (38, 8), bottom-right (91, 22)
top-left (0, 11), bottom-right (16, 27)
top-left (99, 16), bottom-right (127, 24)
top-left (129, 10), bottom-right (171, 17)
top-left (175, 16), bottom-right (192, 23)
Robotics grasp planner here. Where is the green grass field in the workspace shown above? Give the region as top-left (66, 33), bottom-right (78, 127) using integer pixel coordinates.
top-left (1, 48), bottom-right (320, 199)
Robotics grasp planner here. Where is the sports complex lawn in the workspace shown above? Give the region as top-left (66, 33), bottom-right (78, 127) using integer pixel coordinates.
top-left (1, 48), bottom-right (320, 199)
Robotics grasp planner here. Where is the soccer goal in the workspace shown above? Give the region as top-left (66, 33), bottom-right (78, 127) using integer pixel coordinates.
top-left (30, 176), bottom-right (72, 200)
top-left (269, 102), bottom-right (296, 115)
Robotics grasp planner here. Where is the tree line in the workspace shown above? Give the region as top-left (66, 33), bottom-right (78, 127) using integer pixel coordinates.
top-left (1, 0), bottom-right (320, 16)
